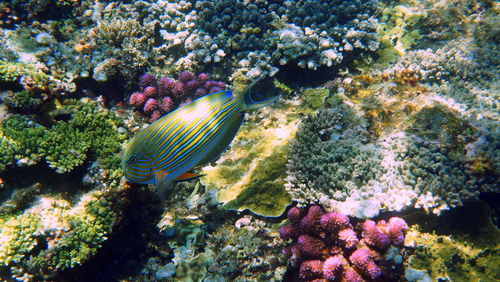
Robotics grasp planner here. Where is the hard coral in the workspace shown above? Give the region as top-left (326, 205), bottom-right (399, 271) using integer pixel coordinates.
top-left (128, 72), bottom-right (226, 122)
top-left (280, 205), bottom-right (407, 281)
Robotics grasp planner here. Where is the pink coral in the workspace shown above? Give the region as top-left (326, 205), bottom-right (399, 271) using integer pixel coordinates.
top-left (208, 87), bottom-right (223, 94)
top-left (297, 234), bottom-right (326, 258)
top-left (128, 72), bottom-right (228, 122)
top-left (143, 86), bottom-right (156, 99)
top-left (338, 228), bottom-right (359, 249)
top-left (322, 255), bottom-right (343, 280)
top-left (280, 205), bottom-right (407, 281)
top-left (185, 79), bottom-right (199, 90)
top-left (344, 267), bottom-right (364, 282)
top-left (280, 224), bottom-right (299, 241)
top-left (360, 220), bottom-right (391, 250)
top-left (150, 110), bottom-right (162, 122)
top-left (158, 77), bottom-right (175, 96)
top-left (172, 81), bottom-right (186, 98)
top-left (129, 92), bottom-right (146, 107)
top-left (197, 72), bottom-right (209, 82)
top-left (194, 88), bottom-right (207, 97)
top-left (178, 71), bottom-right (195, 83)
top-left (349, 248), bottom-right (381, 280)
top-left (321, 211), bottom-right (351, 232)
top-left (299, 260), bottom-right (323, 280)
top-left (140, 73), bottom-right (156, 89)
top-left (160, 96), bottom-right (174, 113)
top-left (288, 207), bottom-right (303, 224)
top-left (300, 205), bottom-right (324, 234)
top-left (387, 217), bottom-right (408, 246)
top-left (143, 98), bottom-right (158, 113)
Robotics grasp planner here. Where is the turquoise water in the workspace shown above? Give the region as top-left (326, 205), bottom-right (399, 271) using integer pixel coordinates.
top-left (0, 0), bottom-right (498, 281)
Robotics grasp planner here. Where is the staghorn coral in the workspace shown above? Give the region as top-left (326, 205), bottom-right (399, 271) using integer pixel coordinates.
top-left (280, 205), bottom-right (407, 281)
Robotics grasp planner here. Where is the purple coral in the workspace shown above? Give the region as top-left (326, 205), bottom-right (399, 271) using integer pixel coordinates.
top-left (140, 73), bottom-right (157, 89)
top-left (299, 260), bottom-right (323, 280)
top-left (128, 72), bottom-right (226, 122)
top-left (300, 205), bottom-right (324, 234)
top-left (322, 255), bottom-right (343, 280)
top-left (360, 220), bottom-right (391, 250)
top-left (280, 205), bottom-right (407, 281)
top-left (143, 98), bottom-right (158, 113)
top-left (297, 234), bottom-right (326, 258)
top-left (349, 248), bottom-right (382, 280)
top-left (321, 211), bottom-right (351, 232)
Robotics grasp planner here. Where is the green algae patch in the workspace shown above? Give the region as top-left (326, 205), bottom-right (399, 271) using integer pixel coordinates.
top-left (404, 201), bottom-right (500, 281)
top-left (302, 88), bottom-right (330, 109)
top-left (408, 104), bottom-right (477, 157)
top-left (376, 5), bottom-right (426, 64)
top-left (222, 145), bottom-right (291, 217)
top-left (201, 102), bottom-right (300, 217)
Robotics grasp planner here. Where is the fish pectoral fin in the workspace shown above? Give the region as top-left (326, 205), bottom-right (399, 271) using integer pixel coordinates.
top-left (154, 171), bottom-right (174, 201)
top-left (174, 172), bottom-right (205, 182)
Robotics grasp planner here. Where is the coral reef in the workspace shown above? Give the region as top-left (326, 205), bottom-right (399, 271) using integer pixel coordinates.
top-left (404, 201), bottom-right (500, 281)
top-left (280, 205), bottom-right (407, 281)
top-left (0, 187), bottom-right (126, 281)
top-left (0, 98), bottom-right (127, 176)
top-left (286, 62), bottom-right (498, 217)
top-left (201, 97), bottom-right (300, 217)
top-left (129, 71), bottom-right (226, 122)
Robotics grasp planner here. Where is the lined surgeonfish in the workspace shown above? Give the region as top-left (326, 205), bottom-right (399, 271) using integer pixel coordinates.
top-left (122, 76), bottom-right (280, 200)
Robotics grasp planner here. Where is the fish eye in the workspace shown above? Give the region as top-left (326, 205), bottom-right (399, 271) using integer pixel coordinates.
top-left (129, 157), bottom-right (137, 163)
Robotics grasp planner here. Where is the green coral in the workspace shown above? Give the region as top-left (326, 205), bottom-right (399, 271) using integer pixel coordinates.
top-left (0, 98), bottom-right (126, 175)
top-left (0, 60), bottom-right (48, 84)
top-left (0, 213), bottom-right (41, 266)
top-left (0, 115), bottom-right (46, 172)
top-left (0, 189), bottom-right (122, 279)
top-left (3, 90), bottom-right (42, 111)
top-left (285, 105), bottom-right (381, 200)
top-left (376, 4), bottom-right (426, 63)
top-left (408, 104), bottom-right (476, 157)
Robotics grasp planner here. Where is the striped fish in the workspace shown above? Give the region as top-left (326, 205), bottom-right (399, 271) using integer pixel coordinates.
top-left (122, 77), bottom-right (279, 200)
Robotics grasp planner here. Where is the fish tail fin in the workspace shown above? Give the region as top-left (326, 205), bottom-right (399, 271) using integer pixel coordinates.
top-left (240, 75), bottom-right (281, 111)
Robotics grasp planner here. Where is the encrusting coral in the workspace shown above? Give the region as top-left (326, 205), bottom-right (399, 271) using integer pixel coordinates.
top-left (280, 205), bottom-right (407, 281)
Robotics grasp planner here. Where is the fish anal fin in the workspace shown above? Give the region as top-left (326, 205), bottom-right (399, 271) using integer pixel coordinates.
top-left (154, 170), bottom-right (174, 201)
top-left (175, 172), bottom-right (205, 182)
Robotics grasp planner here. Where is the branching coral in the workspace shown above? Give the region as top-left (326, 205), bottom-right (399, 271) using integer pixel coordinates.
top-left (0, 188), bottom-right (124, 280)
top-left (280, 205), bottom-right (407, 281)
top-left (129, 72), bottom-right (226, 122)
top-left (0, 98), bottom-right (126, 175)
